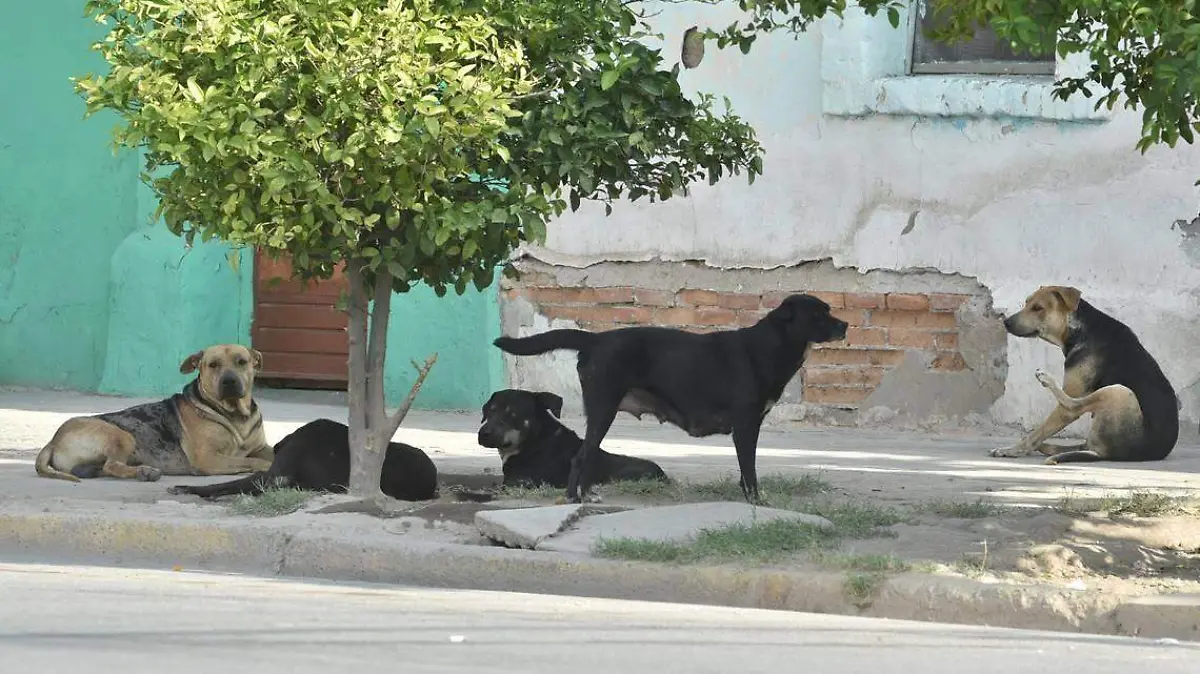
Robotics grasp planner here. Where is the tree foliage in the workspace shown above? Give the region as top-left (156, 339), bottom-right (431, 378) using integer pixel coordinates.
top-left (712, 0), bottom-right (1200, 162)
top-left (76, 0), bottom-right (764, 299)
top-left (74, 0), bottom-right (765, 498)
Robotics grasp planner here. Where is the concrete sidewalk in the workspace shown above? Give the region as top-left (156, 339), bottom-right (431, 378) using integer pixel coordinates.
top-left (3, 387), bottom-right (1198, 509)
top-left (2, 387), bottom-right (1199, 642)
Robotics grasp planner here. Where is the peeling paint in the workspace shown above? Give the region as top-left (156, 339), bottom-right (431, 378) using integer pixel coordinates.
top-left (520, 3), bottom-right (1200, 436)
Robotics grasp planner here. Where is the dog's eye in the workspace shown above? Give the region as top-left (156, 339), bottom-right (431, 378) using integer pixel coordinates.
top-left (1031, 305), bottom-right (1044, 312)
top-left (208, 362), bottom-right (220, 369)
top-left (236, 358), bottom-right (248, 366)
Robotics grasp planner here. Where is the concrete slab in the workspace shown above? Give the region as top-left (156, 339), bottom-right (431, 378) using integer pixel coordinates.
top-left (475, 504), bottom-right (585, 549)
top-left (536, 501), bottom-right (834, 555)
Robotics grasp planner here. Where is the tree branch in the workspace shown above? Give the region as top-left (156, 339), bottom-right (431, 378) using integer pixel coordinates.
top-left (366, 266), bottom-right (393, 419)
top-left (386, 353), bottom-right (438, 439)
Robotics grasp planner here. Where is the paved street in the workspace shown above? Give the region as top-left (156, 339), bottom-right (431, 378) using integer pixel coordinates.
top-left (0, 562), bottom-right (1194, 674)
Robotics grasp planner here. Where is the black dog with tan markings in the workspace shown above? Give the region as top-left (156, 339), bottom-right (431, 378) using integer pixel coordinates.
top-left (478, 389), bottom-right (669, 489)
top-left (990, 286), bottom-right (1179, 464)
top-left (35, 344), bottom-right (274, 482)
top-left (493, 293), bottom-right (848, 503)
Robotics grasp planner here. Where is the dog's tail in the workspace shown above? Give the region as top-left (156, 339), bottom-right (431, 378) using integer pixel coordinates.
top-left (34, 444), bottom-right (81, 483)
top-left (493, 329), bottom-right (597, 356)
top-left (169, 472), bottom-right (280, 499)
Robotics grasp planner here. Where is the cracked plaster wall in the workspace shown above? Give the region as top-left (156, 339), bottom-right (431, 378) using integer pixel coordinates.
top-left (514, 4), bottom-right (1200, 437)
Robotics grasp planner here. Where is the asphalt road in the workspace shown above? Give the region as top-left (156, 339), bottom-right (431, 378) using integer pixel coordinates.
top-left (0, 562), bottom-right (1194, 674)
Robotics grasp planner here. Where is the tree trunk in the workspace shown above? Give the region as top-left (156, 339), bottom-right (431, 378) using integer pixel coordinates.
top-left (345, 262), bottom-right (384, 499)
top-left (344, 261), bottom-right (438, 501)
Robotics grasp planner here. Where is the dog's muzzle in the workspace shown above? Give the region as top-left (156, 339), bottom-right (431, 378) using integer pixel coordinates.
top-left (1002, 315), bottom-right (1035, 337)
top-left (830, 319), bottom-right (849, 341)
top-left (477, 424), bottom-right (502, 448)
top-left (218, 371), bottom-right (245, 399)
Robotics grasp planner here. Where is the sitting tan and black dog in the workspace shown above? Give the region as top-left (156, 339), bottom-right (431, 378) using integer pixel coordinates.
top-left (35, 344), bottom-right (273, 482)
top-left (990, 286), bottom-right (1179, 464)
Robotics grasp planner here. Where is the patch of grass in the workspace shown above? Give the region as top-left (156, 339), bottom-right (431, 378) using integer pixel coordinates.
top-left (1056, 490), bottom-right (1199, 518)
top-left (806, 500), bottom-right (903, 538)
top-left (226, 487), bottom-right (313, 517)
top-left (599, 473), bottom-right (833, 508)
top-left (592, 538), bottom-right (691, 563)
top-left (843, 571), bottom-right (886, 608)
top-left (493, 483), bottom-right (563, 501)
top-left (596, 497), bottom-right (902, 565)
top-left (914, 498), bottom-right (1008, 519)
top-left (595, 518), bottom-right (839, 564)
top-left (815, 552), bottom-right (912, 573)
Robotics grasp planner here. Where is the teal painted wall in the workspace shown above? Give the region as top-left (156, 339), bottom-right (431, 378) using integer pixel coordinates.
top-left (383, 270), bottom-right (506, 411)
top-left (98, 178), bottom-right (252, 397)
top-left (0, 4), bottom-right (140, 390)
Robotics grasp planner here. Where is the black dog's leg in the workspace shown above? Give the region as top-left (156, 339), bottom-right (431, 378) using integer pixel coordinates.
top-left (570, 386), bottom-right (623, 504)
top-left (168, 471), bottom-right (275, 498)
top-left (732, 414), bottom-right (763, 504)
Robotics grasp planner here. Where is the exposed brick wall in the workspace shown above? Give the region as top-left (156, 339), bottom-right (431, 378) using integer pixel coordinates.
top-left (503, 275), bottom-right (971, 410)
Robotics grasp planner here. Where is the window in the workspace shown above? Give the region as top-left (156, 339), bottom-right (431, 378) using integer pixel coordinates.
top-left (909, 0), bottom-right (1055, 76)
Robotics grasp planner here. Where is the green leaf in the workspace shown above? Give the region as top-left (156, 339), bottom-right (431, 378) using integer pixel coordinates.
top-left (424, 116), bottom-right (441, 139)
top-left (600, 70), bottom-right (620, 91)
top-left (186, 78), bottom-right (204, 103)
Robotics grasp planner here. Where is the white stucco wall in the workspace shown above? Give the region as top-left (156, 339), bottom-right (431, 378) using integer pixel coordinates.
top-left (520, 3), bottom-right (1200, 434)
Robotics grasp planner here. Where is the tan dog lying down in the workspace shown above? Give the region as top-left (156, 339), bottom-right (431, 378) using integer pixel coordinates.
top-left (35, 344), bottom-right (273, 482)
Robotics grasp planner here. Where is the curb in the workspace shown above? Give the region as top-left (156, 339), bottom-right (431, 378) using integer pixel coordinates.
top-left (1, 511), bottom-right (1197, 641)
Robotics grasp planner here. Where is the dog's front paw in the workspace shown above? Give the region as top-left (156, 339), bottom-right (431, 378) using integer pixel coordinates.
top-left (989, 445), bottom-right (1028, 458)
top-left (1043, 455), bottom-right (1060, 466)
top-left (136, 466), bottom-right (163, 482)
top-left (166, 485), bottom-right (186, 495)
top-left (1034, 369), bottom-right (1054, 388)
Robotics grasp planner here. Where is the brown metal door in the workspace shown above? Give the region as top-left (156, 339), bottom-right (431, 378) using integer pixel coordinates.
top-left (251, 250), bottom-right (349, 388)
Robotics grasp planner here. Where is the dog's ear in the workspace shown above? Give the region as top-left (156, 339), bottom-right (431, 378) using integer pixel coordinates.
top-left (1049, 286), bottom-right (1082, 312)
top-left (534, 392), bottom-right (564, 418)
top-left (249, 349), bottom-right (264, 371)
top-left (481, 392), bottom-right (500, 422)
top-left (767, 295), bottom-right (795, 322)
top-left (179, 350), bottom-right (205, 374)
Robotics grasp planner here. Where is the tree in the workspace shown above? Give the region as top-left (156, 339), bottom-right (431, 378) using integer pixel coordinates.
top-left (75, 0), bottom-right (763, 501)
top-left (712, 0), bottom-right (1200, 163)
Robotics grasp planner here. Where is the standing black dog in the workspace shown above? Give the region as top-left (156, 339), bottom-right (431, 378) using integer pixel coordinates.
top-left (493, 293), bottom-right (848, 503)
top-left (478, 388), bottom-right (669, 489)
top-left (167, 418), bottom-right (438, 501)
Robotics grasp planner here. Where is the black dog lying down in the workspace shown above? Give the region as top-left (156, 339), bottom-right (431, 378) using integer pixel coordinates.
top-left (478, 389), bottom-right (669, 489)
top-left (167, 418), bottom-right (439, 501)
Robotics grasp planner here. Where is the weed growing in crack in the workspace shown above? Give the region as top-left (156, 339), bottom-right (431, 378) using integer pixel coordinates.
top-left (227, 487), bottom-right (313, 517)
